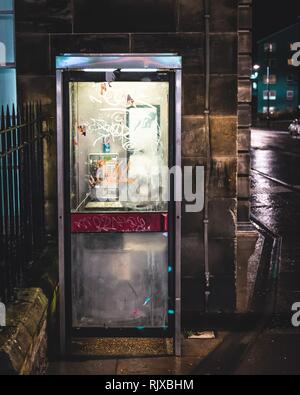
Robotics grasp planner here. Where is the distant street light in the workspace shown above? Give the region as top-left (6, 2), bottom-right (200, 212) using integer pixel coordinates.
top-left (253, 64), bottom-right (260, 71)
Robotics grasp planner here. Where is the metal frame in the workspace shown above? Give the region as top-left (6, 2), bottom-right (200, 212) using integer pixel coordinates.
top-left (56, 54), bottom-right (182, 356)
top-left (56, 70), bottom-right (67, 354)
top-left (63, 69), bottom-right (176, 343)
top-left (175, 69), bottom-right (182, 357)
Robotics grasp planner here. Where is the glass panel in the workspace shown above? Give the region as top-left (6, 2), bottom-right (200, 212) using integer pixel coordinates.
top-left (69, 81), bottom-right (169, 213)
top-left (0, 68), bottom-right (16, 108)
top-left (0, 0), bottom-right (13, 12)
top-left (0, 15), bottom-right (15, 64)
top-left (71, 233), bottom-right (169, 328)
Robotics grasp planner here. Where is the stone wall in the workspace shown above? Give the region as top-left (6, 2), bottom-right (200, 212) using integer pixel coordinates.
top-left (15, 0), bottom-right (252, 315)
top-left (0, 289), bottom-right (48, 375)
top-left (237, 0), bottom-right (252, 222)
top-left (0, 245), bottom-right (59, 375)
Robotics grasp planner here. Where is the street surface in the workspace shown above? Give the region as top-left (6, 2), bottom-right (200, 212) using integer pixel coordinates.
top-left (235, 129), bottom-right (300, 375)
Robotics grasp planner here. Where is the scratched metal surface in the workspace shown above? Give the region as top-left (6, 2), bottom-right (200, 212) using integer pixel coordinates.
top-left (56, 54), bottom-right (182, 70)
top-left (71, 233), bottom-right (169, 328)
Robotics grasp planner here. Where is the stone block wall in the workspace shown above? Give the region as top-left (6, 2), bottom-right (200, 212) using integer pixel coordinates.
top-left (0, 289), bottom-right (48, 375)
top-left (15, 0), bottom-right (252, 316)
top-left (237, 0), bottom-right (252, 222)
top-left (0, 245), bottom-right (59, 375)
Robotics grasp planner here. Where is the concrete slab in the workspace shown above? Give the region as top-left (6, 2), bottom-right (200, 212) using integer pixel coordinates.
top-left (182, 336), bottom-right (225, 357)
top-left (235, 333), bottom-right (300, 375)
top-left (47, 359), bottom-right (117, 375)
top-left (116, 357), bottom-right (201, 375)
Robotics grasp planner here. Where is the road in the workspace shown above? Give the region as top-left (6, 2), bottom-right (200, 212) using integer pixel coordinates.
top-left (252, 128), bottom-right (300, 189)
top-left (251, 129), bottom-right (300, 235)
top-left (234, 129), bottom-right (300, 375)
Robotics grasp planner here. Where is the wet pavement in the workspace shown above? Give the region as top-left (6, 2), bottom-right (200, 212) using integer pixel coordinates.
top-left (234, 129), bottom-right (300, 375)
top-left (252, 128), bottom-right (300, 188)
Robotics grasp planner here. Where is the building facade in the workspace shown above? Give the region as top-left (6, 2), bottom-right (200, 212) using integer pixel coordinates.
top-left (256, 21), bottom-right (300, 117)
top-left (14, 0), bottom-right (253, 319)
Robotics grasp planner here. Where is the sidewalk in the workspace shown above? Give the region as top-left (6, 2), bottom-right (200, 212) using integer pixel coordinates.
top-left (47, 335), bottom-right (227, 375)
top-left (234, 234), bottom-right (300, 375)
top-left (234, 150), bottom-right (300, 375)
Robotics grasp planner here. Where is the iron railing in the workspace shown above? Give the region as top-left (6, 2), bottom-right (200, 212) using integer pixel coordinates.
top-left (0, 103), bottom-right (46, 303)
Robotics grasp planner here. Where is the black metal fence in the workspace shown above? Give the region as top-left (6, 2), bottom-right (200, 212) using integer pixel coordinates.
top-left (0, 103), bottom-right (46, 304)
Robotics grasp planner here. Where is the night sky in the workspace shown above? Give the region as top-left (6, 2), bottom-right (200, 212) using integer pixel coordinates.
top-left (254, 0), bottom-right (300, 41)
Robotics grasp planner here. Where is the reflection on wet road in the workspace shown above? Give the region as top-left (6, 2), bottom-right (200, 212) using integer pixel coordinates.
top-left (252, 129), bottom-right (300, 187)
top-left (235, 128), bottom-right (300, 375)
top-left (251, 129), bottom-right (300, 235)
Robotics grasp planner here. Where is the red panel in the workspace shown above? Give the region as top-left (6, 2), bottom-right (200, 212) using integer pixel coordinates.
top-left (71, 213), bottom-right (168, 233)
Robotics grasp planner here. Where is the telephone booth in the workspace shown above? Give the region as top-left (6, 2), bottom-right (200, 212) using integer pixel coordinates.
top-left (56, 54), bottom-right (182, 356)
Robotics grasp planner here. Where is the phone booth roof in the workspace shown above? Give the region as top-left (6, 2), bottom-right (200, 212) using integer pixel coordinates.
top-left (56, 53), bottom-right (182, 71)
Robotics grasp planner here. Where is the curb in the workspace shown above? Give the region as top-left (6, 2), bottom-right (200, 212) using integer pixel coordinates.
top-left (192, 216), bottom-right (282, 375)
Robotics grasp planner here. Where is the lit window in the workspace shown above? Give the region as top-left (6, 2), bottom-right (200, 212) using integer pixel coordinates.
top-left (287, 90), bottom-right (295, 100)
top-left (263, 90), bottom-right (276, 100)
top-left (264, 43), bottom-right (276, 53)
top-left (263, 74), bottom-right (277, 84)
top-left (263, 106), bottom-right (276, 114)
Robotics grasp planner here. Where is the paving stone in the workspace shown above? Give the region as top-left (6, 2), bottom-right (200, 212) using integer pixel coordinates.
top-left (116, 356), bottom-right (202, 375)
top-left (47, 359), bottom-right (117, 375)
